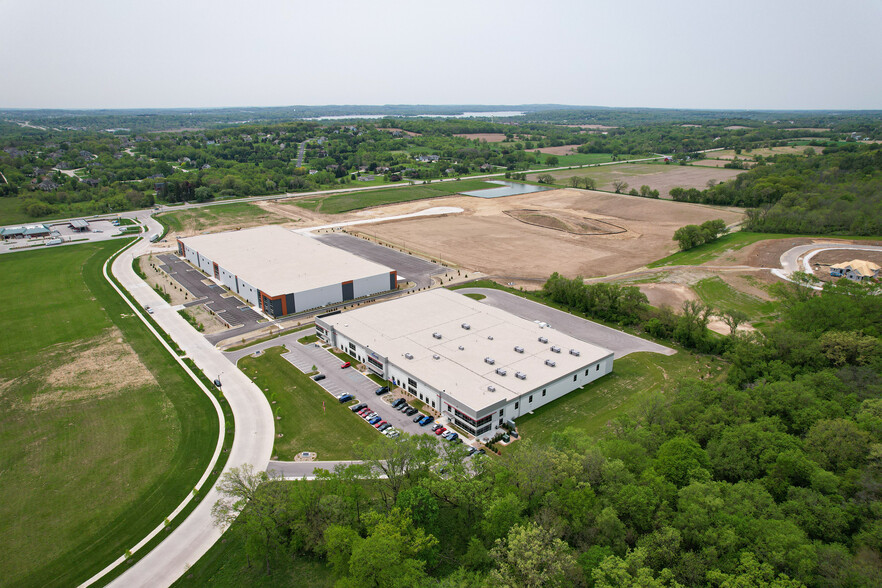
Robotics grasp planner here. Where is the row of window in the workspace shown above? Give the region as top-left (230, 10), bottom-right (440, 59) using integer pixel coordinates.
top-left (368, 355), bottom-right (383, 368)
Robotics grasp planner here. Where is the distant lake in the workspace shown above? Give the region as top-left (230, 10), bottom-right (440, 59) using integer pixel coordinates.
top-left (305, 111), bottom-right (525, 121)
top-left (460, 180), bottom-right (553, 199)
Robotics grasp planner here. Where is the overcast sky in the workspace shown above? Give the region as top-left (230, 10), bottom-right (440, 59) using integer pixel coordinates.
top-left (1, 0), bottom-right (880, 110)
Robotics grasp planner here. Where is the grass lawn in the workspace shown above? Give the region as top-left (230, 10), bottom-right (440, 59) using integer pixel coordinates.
top-left (463, 293), bottom-right (486, 301)
top-left (237, 347), bottom-right (375, 460)
top-left (173, 528), bottom-right (334, 588)
top-left (157, 202), bottom-right (287, 234)
top-left (0, 240), bottom-right (219, 587)
top-left (291, 179), bottom-right (497, 214)
top-left (547, 152), bottom-right (619, 167)
top-left (692, 277), bottom-right (779, 319)
top-left (509, 351), bottom-right (722, 449)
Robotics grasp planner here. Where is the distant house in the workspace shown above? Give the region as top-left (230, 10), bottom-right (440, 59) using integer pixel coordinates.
top-left (357, 175), bottom-right (376, 182)
top-left (38, 179), bottom-right (59, 191)
top-left (480, 163), bottom-right (493, 171)
top-left (415, 154), bottom-right (440, 163)
top-left (830, 260), bottom-right (881, 281)
top-left (376, 166), bottom-right (390, 173)
top-left (1, 224), bottom-right (50, 240)
top-left (201, 164), bottom-right (211, 170)
top-left (80, 178), bottom-right (100, 187)
top-left (445, 168), bottom-right (456, 175)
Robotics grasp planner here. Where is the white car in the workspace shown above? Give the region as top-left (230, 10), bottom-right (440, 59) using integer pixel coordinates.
top-left (386, 429), bottom-right (400, 438)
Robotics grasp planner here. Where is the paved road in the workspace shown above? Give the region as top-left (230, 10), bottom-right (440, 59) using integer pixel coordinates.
top-left (94, 216), bottom-right (275, 588)
top-left (295, 140), bottom-right (307, 167)
top-left (456, 288), bottom-right (674, 358)
top-left (315, 232), bottom-right (445, 289)
top-left (268, 460), bottom-right (363, 480)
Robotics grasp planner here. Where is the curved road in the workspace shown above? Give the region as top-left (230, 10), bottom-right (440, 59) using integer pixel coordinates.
top-left (86, 214), bottom-right (275, 587)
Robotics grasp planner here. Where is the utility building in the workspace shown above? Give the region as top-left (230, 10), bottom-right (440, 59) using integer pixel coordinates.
top-left (316, 289), bottom-right (613, 436)
top-left (177, 226), bottom-right (397, 317)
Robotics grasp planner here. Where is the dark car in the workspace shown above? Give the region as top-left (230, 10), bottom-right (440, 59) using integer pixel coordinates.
top-left (392, 398), bottom-right (405, 408)
top-left (405, 407), bottom-right (418, 416)
top-left (213, 378), bottom-right (222, 387)
top-left (338, 393), bottom-right (353, 403)
top-left (312, 374), bottom-right (326, 381)
top-left (351, 403), bottom-right (366, 412)
top-left (413, 414), bottom-right (424, 423)
top-left (467, 447), bottom-right (477, 456)
top-left (368, 416), bottom-right (382, 425)
top-left (419, 416), bottom-right (434, 426)
top-left (375, 386), bottom-right (390, 396)
top-left (397, 403), bottom-right (410, 412)
top-left (378, 423), bottom-right (391, 432)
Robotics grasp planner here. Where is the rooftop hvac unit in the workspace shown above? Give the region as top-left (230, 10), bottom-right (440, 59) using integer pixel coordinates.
top-left (570, 349), bottom-right (580, 356)
top-left (461, 323), bottom-right (471, 330)
top-left (487, 335), bottom-right (494, 340)
top-left (432, 354), bottom-right (440, 360)
top-left (432, 332), bottom-right (442, 339)
top-left (515, 371), bottom-right (527, 380)
top-left (551, 346), bottom-right (561, 353)
top-left (487, 385), bottom-right (496, 392)
top-left (514, 345), bottom-right (524, 353)
top-left (538, 336), bottom-right (549, 344)
top-left (458, 345), bottom-right (465, 350)
top-left (484, 357), bottom-right (495, 365)
top-left (545, 359), bottom-right (556, 367)
top-left (495, 367), bottom-right (507, 376)
top-left (404, 353), bottom-right (414, 360)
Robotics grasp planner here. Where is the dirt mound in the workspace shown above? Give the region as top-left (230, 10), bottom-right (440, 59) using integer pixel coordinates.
top-left (505, 209), bottom-right (626, 235)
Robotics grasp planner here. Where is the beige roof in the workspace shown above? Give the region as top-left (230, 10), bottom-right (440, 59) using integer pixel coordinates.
top-left (324, 289), bottom-right (613, 413)
top-left (831, 259), bottom-right (881, 275)
top-left (180, 226), bottom-right (394, 296)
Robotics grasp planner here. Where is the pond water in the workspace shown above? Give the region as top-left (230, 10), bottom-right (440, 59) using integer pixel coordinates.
top-left (460, 180), bottom-right (553, 199)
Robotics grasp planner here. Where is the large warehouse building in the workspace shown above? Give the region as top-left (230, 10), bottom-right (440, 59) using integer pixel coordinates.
top-left (177, 226), bottom-right (397, 317)
top-left (316, 289), bottom-right (614, 437)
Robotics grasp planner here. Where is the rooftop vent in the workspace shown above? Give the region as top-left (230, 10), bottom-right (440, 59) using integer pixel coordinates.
top-left (545, 359), bottom-right (556, 367)
top-left (551, 346), bottom-right (561, 353)
top-left (495, 367), bottom-right (507, 376)
top-left (404, 353), bottom-right (414, 360)
top-left (432, 354), bottom-right (440, 360)
top-left (487, 385), bottom-right (496, 392)
top-left (458, 345), bottom-right (465, 351)
top-left (484, 357), bottom-right (495, 365)
top-left (432, 332), bottom-right (442, 339)
top-left (487, 335), bottom-right (494, 340)
top-left (461, 323), bottom-right (471, 330)
top-left (515, 371), bottom-right (527, 380)
top-left (514, 345), bottom-right (524, 353)
top-left (538, 336), bottom-right (549, 344)
top-left (569, 349), bottom-right (580, 356)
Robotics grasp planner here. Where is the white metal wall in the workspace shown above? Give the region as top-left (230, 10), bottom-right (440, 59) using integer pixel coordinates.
top-left (353, 272), bottom-right (392, 298)
top-left (294, 283), bottom-right (343, 313)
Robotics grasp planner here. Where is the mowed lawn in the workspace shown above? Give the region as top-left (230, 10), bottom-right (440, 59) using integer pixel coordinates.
top-left (292, 179), bottom-right (497, 214)
top-left (238, 347), bottom-right (376, 460)
top-left (509, 351), bottom-right (720, 449)
top-left (0, 241), bottom-right (218, 587)
top-left (158, 201), bottom-right (287, 234)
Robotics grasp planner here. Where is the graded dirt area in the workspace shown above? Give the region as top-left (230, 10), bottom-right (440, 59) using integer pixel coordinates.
top-left (356, 188), bottom-right (744, 280)
top-left (531, 144), bottom-right (580, 155)
top-left (530, 163), bottom-right (744, 198)
top-left (453, 133), bottom-right (507, 142)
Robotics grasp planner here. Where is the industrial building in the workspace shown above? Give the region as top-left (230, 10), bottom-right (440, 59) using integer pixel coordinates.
top-left (177, 226), bottom-right (397, 317)
top-left (316, 289), bottom-right (614, 437)
top-left (0, 224), bottom-right (51, 240)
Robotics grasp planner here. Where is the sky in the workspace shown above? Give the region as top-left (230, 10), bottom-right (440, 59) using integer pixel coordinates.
top-left (1, 0), bottom-right (880, 110)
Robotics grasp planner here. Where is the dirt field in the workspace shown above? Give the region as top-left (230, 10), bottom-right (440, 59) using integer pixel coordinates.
top-left (355, 188), bottom-right (744, 279)
top-left (531, 144), bottom-right (580, 155)
top-left (724, 125), bottom-right (751, 130)
top-left (690, 159), bottom-right (746, 168)
top-left (563, 124), bottom-right (618, 130)
top-left (454, 133), bottom-right (507, 142)
top-left (705, 145), bottom-right (813, 160)
top-left (529, 163), bottom-right (744, 198)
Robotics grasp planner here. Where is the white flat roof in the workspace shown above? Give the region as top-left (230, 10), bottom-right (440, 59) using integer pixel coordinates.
top-left (180, 226), bottom-right (394, 296)
top-left (323, 289), bottom-right (613, 413)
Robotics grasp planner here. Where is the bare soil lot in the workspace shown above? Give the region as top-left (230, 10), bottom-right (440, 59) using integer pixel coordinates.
top-left (531, 144), bottom-right (580, 155)
top-left (705, 145), bottom-right (813, 160)
top-left (357, 188), bottom-right (744, 279)
top-left (453, 133), bottom-right (507, 142)
top-left (529, 163), bottom-right (744, 199)
top-left (377, 127), bottom-right (421, 136)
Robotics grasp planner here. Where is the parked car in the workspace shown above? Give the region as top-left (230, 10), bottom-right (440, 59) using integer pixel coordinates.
top-left (358, 408), bottom-right (370, 416)
top-left (213, 378), bottom-right (222, 388)
top-left (378, 423), bottom-right (391, 432)
top-left (374, 420), bottom-right (387, 429)
top-left (431, 424), bottom-right (442, 432)
top-left (392, 398), bottom-right (405, 408)
top-left (397, 403), bottom-right (410, 412)
top-left (467, 447), bottom-right (477, 456)
top-left (413, 414), bottom-right (425, 423)
top-left (351, 403), bottom-right (366, 412)
top-left (477, 449), bottom-right (486, 455)
top-left (405, 407), bottom-right (418, 416)
top-left (340, 362), bottom-right (351, 369)
top-left (368, 416), bottom-right (381, 425)
top-left (419, 416), bottom-right (434, 426)
top-left (312, 374), bottom-right (326, 381)
top-left (338, 393), bottom-right (353, 403)
top-left (446, 432), bottom-right (459, 442)
top-left (384, 427), bottom-right (397, 437)
top-left (387, 430), bottom-right (400, 438)
top-left (375, 386), bottom-right (390, 395)
top-left (434, 427), bottom-right (446, 435)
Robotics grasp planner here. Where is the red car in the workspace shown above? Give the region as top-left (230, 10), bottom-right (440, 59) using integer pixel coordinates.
top-left (435, 427), bottom-right (447, 435)
top-left (341, 362), bottom-right (351, 369)
top-left (375, 420), bottom-right (387, 429)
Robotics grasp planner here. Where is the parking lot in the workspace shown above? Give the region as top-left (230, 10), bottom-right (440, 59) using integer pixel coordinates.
top-left (157, 254), bottom-right (265, 339)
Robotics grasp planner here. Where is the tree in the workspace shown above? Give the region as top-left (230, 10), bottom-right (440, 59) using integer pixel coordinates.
top-left (805, 418), bottom-right (870, 472)
top-left (536, 173), bottom-right (555, 184)
top-left (654, 436), bottom-right (710, 487)
top-left (489, 522), bottom-right (579, 587)
top-left (721, 309), bottom-right (749, 336)
top-left (355, 434), bottom-right (437, 508)
top-left (545, 155), bottom-right (559, 166)
top-left (673, 224), bottom-right (704, 250)
top-left (612, 180), bottom-right (629, 193)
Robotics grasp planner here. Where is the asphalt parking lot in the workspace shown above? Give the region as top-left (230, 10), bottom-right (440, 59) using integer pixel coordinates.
top-left (157, 254), bottom-right (264, 333)
top-left (315, 233), bottom-right (445, 289)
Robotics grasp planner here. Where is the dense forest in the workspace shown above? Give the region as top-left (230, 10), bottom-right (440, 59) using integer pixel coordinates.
top-left (210, 278), bottom-right (882, 587)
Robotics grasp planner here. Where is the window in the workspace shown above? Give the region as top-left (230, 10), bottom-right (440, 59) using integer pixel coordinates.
top-left (573, 375), bottom-right (577, 381)
top-left (529, 395), bottom-right (533, 403)
top-left (514, 402), bottom-right (519, 410)
top-left (368, 356), bottom-right (383, 369)
top-left (499, 409), bottom-right (504, 417)
top-left (542, 389), bottom-right (546, 397)
top-left (585, 369), bottom-right (589, 376)
top-left (431, 401), bottom-right (435, 408)
top-left (477, 424), bottom-right (492, 435)
top-left (407, 377), bottom-right (417, 388)
top-left (597, 364), bottom-right (600, 371)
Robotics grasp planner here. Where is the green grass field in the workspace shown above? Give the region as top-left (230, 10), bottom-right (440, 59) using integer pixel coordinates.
top-left (509, 351), bottom-right (720, 449)
top-left (542, 152), bottom-right (619, 167)
top-left (238, 347), bottom-right (376, 460)
top-left (157, 202), bottom-right (287, 234)
top-left (0, 240), bottom-right (219, 587)
top-left (692, 277), bottom-right (779, 319)
top-left (291, 179), bottom-right (497, 214)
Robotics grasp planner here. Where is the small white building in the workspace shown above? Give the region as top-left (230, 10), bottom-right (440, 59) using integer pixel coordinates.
top-left (177, 226), bottom-right (397, 317)
top-left (317, 289), bottom-right (614, 436)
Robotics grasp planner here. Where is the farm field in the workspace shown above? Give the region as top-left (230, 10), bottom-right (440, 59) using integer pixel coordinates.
top-left (290, 179), bottom-right (496, 214)
top-left (703, 145), bottom-right (816, 160)
top-left (0, 240), bottom-right (218, 587)
top-left (509, 351), bottom-right (721, 449)
top-left (358, 188), bottom-right (744, 279)
top-left (238, 346), bottom-right (375, 460)
top-left (528, 162), bottom-right (743, 198)
top-left (547, 152), bottom-right (619, 167)
top-left (158, 201), bottom-right (290, 237)
top-left (531, 144), bottom-right (580, 155)
top-left (453, 132), bottom-right (507, 142)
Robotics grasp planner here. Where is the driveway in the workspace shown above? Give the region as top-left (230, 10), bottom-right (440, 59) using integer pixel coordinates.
top-left (267, 460), bottom-right (363, 480)
top-left (455, 288), bottom-right (674, 358)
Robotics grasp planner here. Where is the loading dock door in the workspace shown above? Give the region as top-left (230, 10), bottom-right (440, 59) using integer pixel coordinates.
top-left (342, 280), bottom-right (354, 301)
